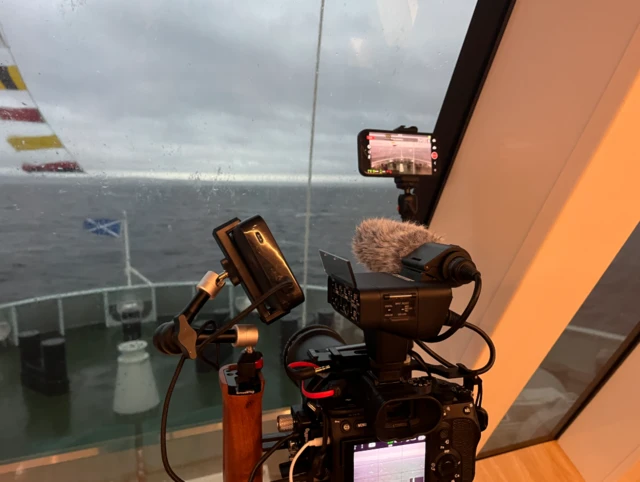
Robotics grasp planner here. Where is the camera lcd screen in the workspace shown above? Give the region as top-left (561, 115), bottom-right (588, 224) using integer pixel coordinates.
top-left (352, 437), bottom-right (426, 482)
top-left (358, 130), bottom-right (436, 177)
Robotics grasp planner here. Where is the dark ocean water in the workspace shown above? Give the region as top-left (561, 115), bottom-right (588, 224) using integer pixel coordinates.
top-left (0, 177), bottom-right (398, 304)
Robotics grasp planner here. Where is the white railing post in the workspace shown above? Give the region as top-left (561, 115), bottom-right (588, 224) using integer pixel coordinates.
top-left (10, 306), bottom-right (18, 346)
top-left (123, 210), bottom-right (132, 287)
top-left (103, 291), bottom-right (110, 328)
top-left (151, 285), bottom-right (157, 322)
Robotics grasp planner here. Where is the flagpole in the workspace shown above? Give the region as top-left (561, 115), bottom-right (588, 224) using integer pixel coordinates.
top-left (123, 210), bottom-right (132, 286)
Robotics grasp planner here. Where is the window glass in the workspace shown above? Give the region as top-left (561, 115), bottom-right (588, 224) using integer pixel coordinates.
top-left (482, 223), bottom-right (640, 454)
top-left (0, 0), bottom-right (477, 478)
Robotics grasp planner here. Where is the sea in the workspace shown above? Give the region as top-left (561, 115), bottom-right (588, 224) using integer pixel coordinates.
top-left (2, 175), bottom-right (640, 336)
top-left (0, 175), bottom-right (399, 304)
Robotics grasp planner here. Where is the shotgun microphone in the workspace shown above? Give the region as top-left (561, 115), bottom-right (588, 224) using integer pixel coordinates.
top-left (352, 217), bottom-right (443, 273)
top-left (352, 218), bottom-right (479, 286)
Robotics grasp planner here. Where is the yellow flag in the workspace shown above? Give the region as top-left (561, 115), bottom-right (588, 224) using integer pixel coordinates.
top-left (7, 135), bottom-right (63, 151)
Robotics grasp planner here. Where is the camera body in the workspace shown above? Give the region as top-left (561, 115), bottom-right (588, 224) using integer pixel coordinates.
top-left (282, 374), bottom-right (484, 482)
top-left (281, 325), bottom-right (487, 482)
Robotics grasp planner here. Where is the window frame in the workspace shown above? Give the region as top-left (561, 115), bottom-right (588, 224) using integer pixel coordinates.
top-left (414, 0), bottom-right (517, 226)
top-left (478, 320), bottom-right (640, 459)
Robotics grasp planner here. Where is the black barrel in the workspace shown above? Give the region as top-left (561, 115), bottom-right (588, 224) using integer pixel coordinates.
top-left (41, 337), bottom-right (70, 396)
top-left (18, 330), bottom-right (42, 370)
top-left (42, 337), bottom-right (68, 380)
top-left (122, 320), bottom-right (142, 341)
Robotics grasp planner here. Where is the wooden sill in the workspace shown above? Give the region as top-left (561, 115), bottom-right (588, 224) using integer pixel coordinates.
top-left (476, 441), bottom-right (584, 482)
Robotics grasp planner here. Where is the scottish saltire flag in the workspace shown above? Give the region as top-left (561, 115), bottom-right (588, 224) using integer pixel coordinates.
top-left (83, 218), bottom-right (122, 238)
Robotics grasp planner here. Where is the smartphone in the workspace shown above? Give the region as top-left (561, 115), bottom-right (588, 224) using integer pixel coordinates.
top-left (213, 216), bottom-right (304, 324)
top-left (357, 129), bottom-right (438, 177)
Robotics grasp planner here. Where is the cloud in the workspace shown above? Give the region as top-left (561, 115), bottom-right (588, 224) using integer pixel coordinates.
top-left (0, 0), bottom-right (475, 174)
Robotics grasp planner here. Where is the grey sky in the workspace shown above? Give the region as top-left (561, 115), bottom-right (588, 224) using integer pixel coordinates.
top-left (0, 0), bottom-right (475, 175)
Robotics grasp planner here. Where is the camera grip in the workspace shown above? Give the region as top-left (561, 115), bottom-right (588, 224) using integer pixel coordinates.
top-left (219, 364), bottom-right (265, 482)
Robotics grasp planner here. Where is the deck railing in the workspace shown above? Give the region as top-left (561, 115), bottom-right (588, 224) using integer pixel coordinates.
top-left (0, 282), bottom-right (330, 346)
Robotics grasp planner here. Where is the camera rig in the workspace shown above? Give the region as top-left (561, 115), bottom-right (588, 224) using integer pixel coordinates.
top-left (153, 214), bottom-right (495, 482)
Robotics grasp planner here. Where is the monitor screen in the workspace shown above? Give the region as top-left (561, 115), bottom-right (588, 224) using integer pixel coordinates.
top-left (352, 437), bottom-right (426, 482)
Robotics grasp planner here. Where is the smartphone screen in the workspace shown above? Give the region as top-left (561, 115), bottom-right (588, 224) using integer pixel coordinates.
top-left (358, 129), bottom-right (437, 177)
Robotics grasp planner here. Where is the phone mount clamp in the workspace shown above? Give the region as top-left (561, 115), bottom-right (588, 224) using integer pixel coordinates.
top-left (392, 125), bottom-right (421, 223)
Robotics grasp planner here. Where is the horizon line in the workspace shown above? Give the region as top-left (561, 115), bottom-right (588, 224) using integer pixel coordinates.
top-left (0, 168), bottom-right (391, 185)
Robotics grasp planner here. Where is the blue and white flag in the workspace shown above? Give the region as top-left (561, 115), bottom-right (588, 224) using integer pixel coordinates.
top-left (83, 218), bottom-right (122, 238)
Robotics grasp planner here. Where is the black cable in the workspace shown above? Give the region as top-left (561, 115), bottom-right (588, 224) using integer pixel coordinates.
top-left (429, 274), bottom-right (482, 343)
top-left (414, 340), bottom-right (455, 368)
top-left (409, 350), bottom-right (433, 375)
top-left (160, 320), bottom-right (223, 482)
top-left (197, 319), bottom-right (217, 333)
top-left (462, 321), bottom-right (495, 375)
top-left (415, 320), bottom-right (496, 376)
top-left (248, 432), bottom-right (298, 482)
top-left (198, 351), bottom-right (219, 370)
top-left (160, 281), bottom-right (293, 482)
top-left (160, 355), bottom-right (187, 482)
top-left (476, 378), bottom-right (484, 407)
top-left (411, 347), bottom-right (487, 409)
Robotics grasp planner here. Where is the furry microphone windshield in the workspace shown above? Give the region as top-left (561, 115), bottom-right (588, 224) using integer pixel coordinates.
top-left (352, 218), bottom-right (443, 274)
